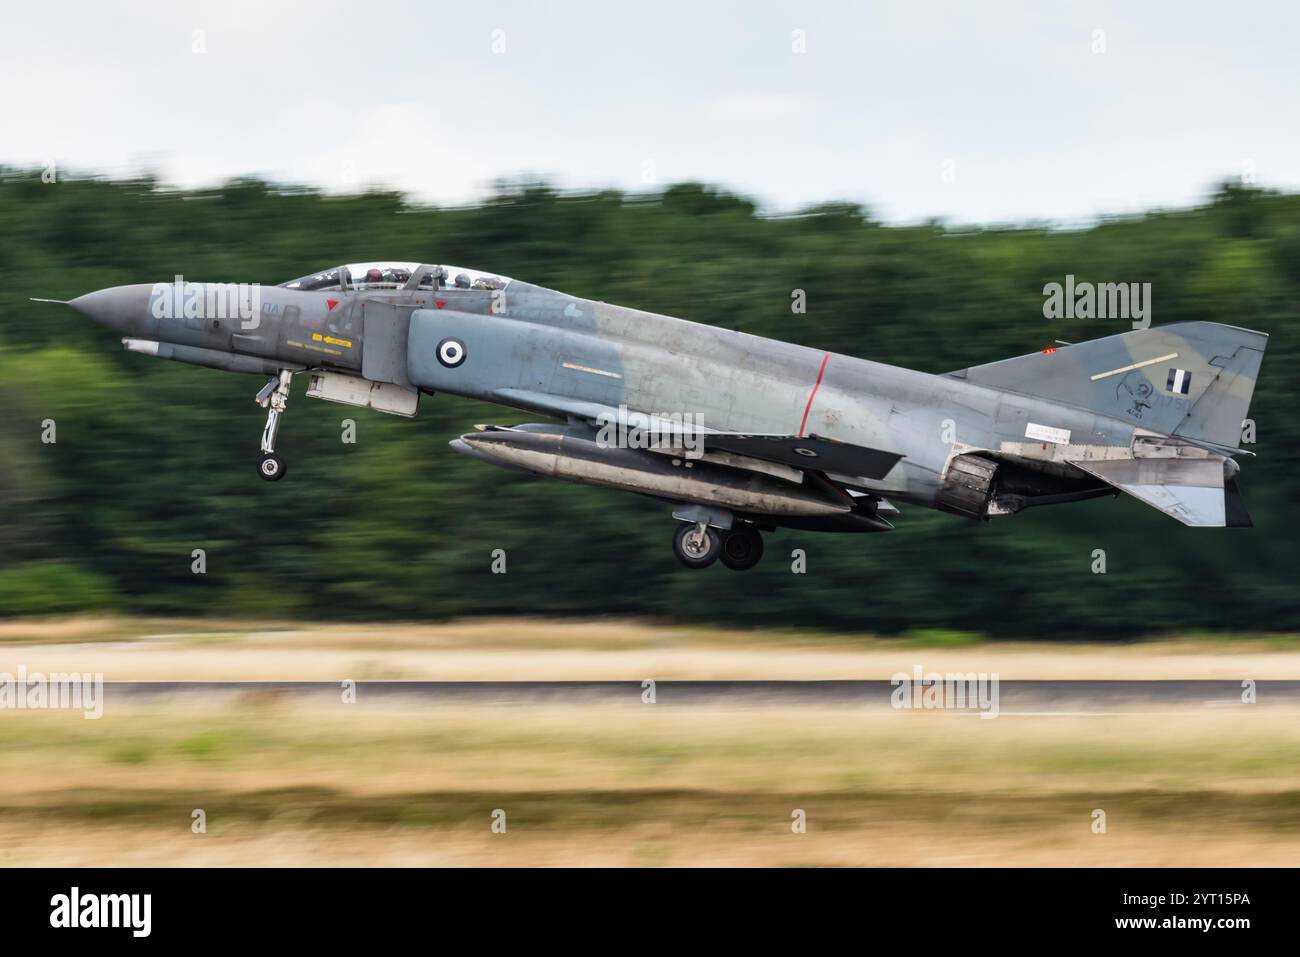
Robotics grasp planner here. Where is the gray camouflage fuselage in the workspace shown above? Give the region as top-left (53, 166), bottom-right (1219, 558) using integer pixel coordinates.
top-left (60, 262), bottom-right (1267, 537)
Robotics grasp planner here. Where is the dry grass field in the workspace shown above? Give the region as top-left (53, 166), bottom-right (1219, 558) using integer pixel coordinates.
top-left (1, 616), bottom-right (1298, 679)
top-left (0, 617), bottom-right (1296, 866)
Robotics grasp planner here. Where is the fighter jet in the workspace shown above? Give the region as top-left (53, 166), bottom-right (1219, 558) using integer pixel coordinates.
top-left (46, 261), bottom-right (1266, 569)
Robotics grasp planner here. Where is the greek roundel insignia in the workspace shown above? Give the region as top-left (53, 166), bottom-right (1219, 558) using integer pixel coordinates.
top-left (437, 337), bottom-right (467, 368)
top-left (1166, 368), bottom-right (1191, 395)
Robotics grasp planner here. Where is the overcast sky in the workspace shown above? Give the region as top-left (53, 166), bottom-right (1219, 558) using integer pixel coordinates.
top-left (4, 1), bottom-right (1296, 224)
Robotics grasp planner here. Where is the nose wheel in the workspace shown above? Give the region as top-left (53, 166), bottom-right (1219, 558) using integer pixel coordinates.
top-left (256, 370), bottom-right (293, 482)
top-left (258, 452), bottom-right (287, 481)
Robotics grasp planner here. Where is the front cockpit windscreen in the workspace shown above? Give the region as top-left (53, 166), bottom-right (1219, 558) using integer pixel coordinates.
top-left (279, 266), bottom-right (347, 291)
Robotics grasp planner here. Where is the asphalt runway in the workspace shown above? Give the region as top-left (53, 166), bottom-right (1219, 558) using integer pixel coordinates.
top-left (96, 679), bottom-right (1300, 711)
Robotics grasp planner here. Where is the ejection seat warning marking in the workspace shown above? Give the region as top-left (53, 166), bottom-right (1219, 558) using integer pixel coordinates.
top-left (312, 333), bottom-right (352, 348)
top-left (1025, 422), bottom-right (1071, 445)
top-left (1089, 352), bottom-right (1179, 382)
top-left (561, 361), bottom-right (623, 379)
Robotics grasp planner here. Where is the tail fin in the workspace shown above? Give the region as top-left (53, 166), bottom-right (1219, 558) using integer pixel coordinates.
top-left (950, 322), bottom-right (1267, 446)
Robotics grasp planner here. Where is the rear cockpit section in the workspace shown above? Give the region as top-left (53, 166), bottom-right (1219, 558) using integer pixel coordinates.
top-left (418, 265), bottom-right (509, 291)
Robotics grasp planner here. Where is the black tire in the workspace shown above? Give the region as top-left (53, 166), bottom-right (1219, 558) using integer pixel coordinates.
top-left (257, 453), bottom-right (287, 482)
top-left (719, 526), bottom-right (764, 571)
top-left (672, 523), bottom-right (720, 569)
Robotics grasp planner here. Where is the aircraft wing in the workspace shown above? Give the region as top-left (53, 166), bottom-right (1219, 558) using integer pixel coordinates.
top-left (491, 388), bottom-right (904, 480)
top-left (1069, 457), bottom-right (1247, 527)
top-left (699, 433), bottom-right (903, 479)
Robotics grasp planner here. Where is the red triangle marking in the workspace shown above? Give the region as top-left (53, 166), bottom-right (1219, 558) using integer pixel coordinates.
top-left (435, 300), bottom-right (447, 309)
top-left (327, 299), bottom-right (339, 311)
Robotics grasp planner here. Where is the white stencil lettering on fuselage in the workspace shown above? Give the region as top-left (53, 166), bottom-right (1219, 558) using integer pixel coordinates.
top-left (1025, 422), bottom-right (1071, 445)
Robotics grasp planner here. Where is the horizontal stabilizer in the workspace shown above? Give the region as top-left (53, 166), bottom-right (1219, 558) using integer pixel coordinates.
top-left (1070, 457), bottom-right (1236, 527)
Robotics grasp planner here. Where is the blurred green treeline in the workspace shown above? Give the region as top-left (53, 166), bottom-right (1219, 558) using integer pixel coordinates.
top-left (0, 171), bottom-right (1296, 636)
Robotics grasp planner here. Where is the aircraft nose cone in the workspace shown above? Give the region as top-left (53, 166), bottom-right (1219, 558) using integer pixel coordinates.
top-left (68, 284), bottom-right (155, 336)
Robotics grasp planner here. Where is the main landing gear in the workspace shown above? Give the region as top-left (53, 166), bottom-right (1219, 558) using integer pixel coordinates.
top-left (671, 522), bottom-right (765, 571)
top-left (256, 369), bottom-right (293, 482)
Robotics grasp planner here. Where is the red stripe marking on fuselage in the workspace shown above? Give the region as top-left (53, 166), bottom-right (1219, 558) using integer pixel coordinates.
top-left (798, 352), bottom-right (831, 438)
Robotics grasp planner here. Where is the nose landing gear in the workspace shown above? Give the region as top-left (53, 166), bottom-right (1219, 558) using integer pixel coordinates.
top-left (256, 370), bottom-right (293, 482)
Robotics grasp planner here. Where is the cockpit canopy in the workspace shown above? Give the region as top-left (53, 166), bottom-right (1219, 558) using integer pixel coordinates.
top-left (279, 262), bottom-right (510, 293)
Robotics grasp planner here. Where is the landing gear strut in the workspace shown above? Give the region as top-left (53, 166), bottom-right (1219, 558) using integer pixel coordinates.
top-left (256, 370), bottom-right (293, 482)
